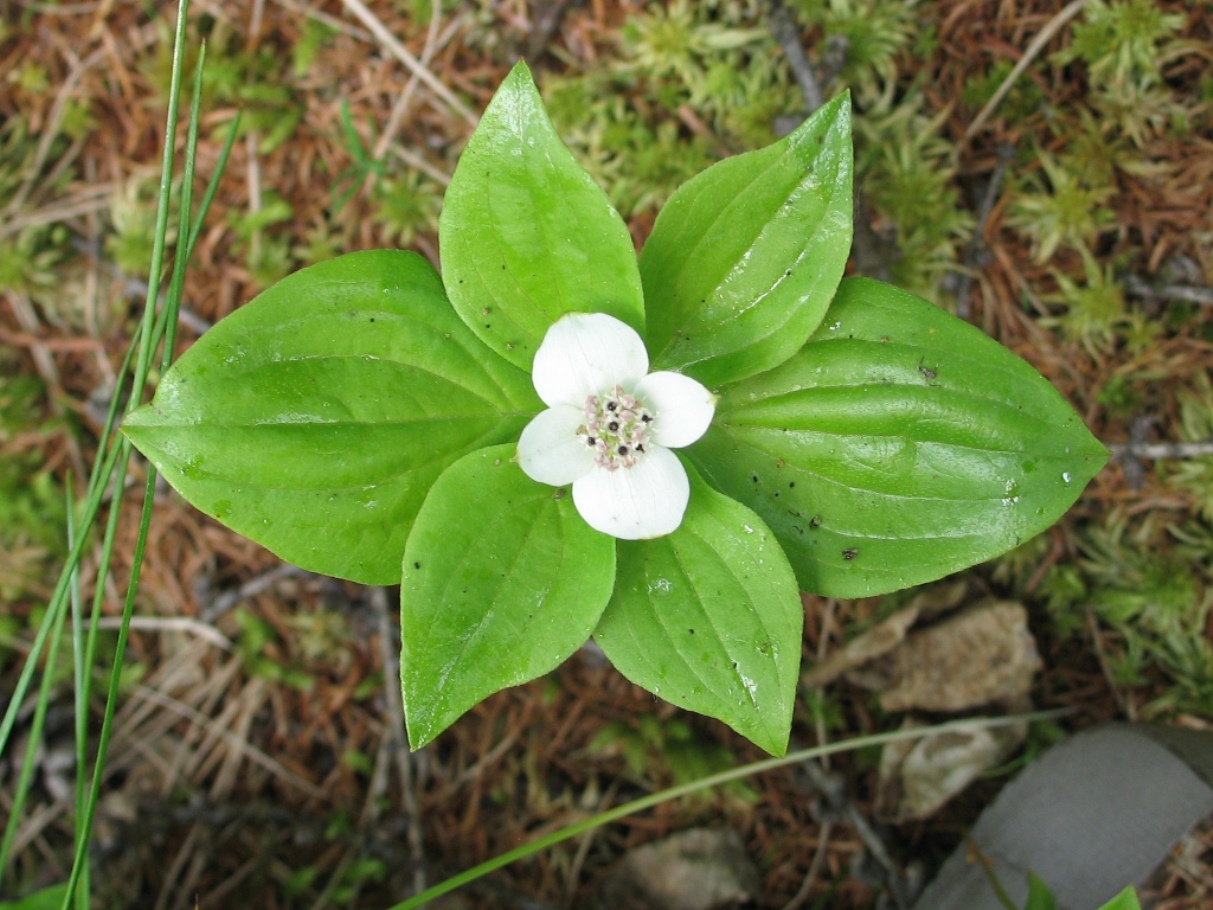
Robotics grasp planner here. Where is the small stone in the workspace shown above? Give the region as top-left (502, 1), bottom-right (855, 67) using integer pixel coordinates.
top-left (876, 717), bottom-right (1028, 821)
top-left (592, 827), bottom-right (760, 910)
top-left (875, 601), bottom-right (1041, 713)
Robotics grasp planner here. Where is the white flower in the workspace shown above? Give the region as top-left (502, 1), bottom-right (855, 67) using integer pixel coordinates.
top-left (516, 313), bottom-right (716, 540)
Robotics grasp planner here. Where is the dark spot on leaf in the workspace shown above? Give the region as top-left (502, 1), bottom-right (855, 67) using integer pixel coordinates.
top-left (809, 515), bottom-right (822, 528)
top-left (751, 474), bottom-right (759, 483)
top-left (688, 628), bottom-right (695, 635)
top-left (369, 317), bottom-right (376, 323)
top-left (842, 547), bottom-right (858, 560)
top-left (788, 481), bottom-right (796, 488)
top-left (413, 562), bottom-right (421, 569)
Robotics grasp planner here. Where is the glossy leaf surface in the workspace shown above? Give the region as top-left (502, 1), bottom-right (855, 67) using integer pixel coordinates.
top-left (1024, 874), bottom-right (1059, 910)
top-left (0, 884), bottom-right (70, 910)
top-left (400, 445), bottom-right (615, 748)
top-left (689, 278), bottom-right (1108, 598)
top-left (1096, 888), bottom-right (1142, 910)
top-left (440, 61), bottom-right (645, 371)
top-left (123, 251), bottom-right (539, 584)
top-left (640, 93), bottom-right (852, 387)
top-left (594, 463), bottom-right (802, 756)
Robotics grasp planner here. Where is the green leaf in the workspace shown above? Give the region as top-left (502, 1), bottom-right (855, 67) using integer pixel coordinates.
top-left (440, 61), bottom-right (645, 371)
top-left (639, 93), bottom-right (852, 387)
top-left (123, 250), bottom-right (539, 585)
top-left (594, 462), bottom-right (802, 756)
top-left (0, 884), bottom-right (69, 910)
top-left (1023, 873), bottom-right (1058, 910)
top-left (400, 444), bottom-right (615, 749)
top-left (689, 277), bottom-right (1109, 598)
top-left (1095, 888), bottom-right (1142, 910)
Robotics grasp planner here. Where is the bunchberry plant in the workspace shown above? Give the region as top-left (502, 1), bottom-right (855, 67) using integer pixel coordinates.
top-left (122, 62), bottom-right (1106, 755)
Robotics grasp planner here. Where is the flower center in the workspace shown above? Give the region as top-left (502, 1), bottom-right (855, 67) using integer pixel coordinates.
top-left (578, 384), bottom-right (655, 471)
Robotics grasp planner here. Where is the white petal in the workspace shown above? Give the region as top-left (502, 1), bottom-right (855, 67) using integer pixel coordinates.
top-left (516, 406), bottom-right (595, 485)
top-left (572, 446), bottom-right (689, 539)
top-left (634, 371), bottom-right (716, 448)
top-left (532, 313), bottom-right (649, 408)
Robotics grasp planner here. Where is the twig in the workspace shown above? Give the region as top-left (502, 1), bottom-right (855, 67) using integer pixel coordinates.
top-left (800, 760), bottom-right (912, 909)
top-left (953, 143), bottom-right (1014, 320)
top-left (1123, 275), bottom-right (1213, 307)
top-left (274, 0), bottom-right (373, 42)
top-left (338, 0), bottom-right (478, 126)
top-left (247, 0), bottom-right (266, 47)
top-left (371, 0), bottom-right (445, 163)
top-left (4, 291), bottom-right (88, 480)
top-left (202, 562), bottom-right (307, 621)
top-left (246, 131), bottom-right (262, 267)
top-left (389, 146), bottom-right (452, 186)
top-left (965, 0), bottom-right (1087, 140)
top-left (562, 823), bottom-right (601, 910)
top-left (0, 329), bottom-right (104, 352)
top-left (526, 0), bottom-right (584, 61)
top-left (0, 194), bottom-right (113, 240)
top-left (370, 586), bottom-right (428, 901)
top-left (1109, 439), bottom-right (1213, 460)
top-left (127, 683), bottom-right (328, 799)
top-left (966, 836), bottom-right (1021, 910)
top-left (0, 46), bottom-right (107, 223)
top-left (93, 616), bottom-right (232, 649)
top-left (1085, 608), bottom-right (1132, 720)
top-left (781, 821), bottom-right (834, 910)
top-left (766, 0), bottom-right (822, 114)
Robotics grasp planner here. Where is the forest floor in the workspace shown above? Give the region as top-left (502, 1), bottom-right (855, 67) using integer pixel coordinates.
top-left (2, 1), bottom-right (1212, 908)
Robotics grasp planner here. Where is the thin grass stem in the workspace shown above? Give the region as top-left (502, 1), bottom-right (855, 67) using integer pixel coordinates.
top-left (59, 469), bottom-right (159, 907)
top-left (0, 502), bottom-right (76, 873)
top-left (388, 711), bottom-right (1068, 910)
top-left (67, 477), bottom-right (91, 906)
top-left (0, 439), bottom-right (124, 764)
top-left (127, 0), bottom-right (191, 410)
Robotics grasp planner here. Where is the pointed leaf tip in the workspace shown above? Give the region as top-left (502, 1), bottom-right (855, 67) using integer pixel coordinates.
top-left (441, 61), bottom-right (644, 370)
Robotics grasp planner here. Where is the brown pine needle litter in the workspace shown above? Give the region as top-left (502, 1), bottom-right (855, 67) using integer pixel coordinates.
top-left (2, 1), bottom-right (1211, 908)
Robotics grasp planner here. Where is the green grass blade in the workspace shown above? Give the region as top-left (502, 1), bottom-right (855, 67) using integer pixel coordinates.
top-left (59, 468), bottom-right (158, 907)
top-left (0, 492), bottom-right (76, 874)
top-left (127, 0), bottom-right (191, 410)
top-left (185, 110), bottom-right (241, 262)
top-left (0, 440), bottom-right (123, 763)
top-left (160, 42), bottom-right (206, 372)
top-left (387, 712), bottom-right (1069, 910)
top-left (67, 476), bottom-right (91, 906)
